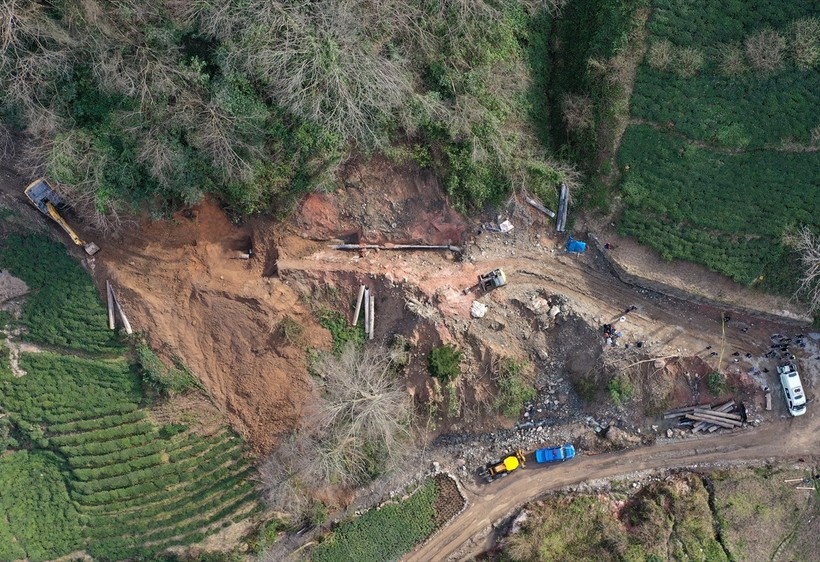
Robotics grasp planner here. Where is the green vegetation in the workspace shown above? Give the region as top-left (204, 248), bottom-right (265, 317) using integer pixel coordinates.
top-left (0, 451), bottom-right (80, 561)
top-left (616, 1), bottom-right (820, 298)
top-left (428, 345), bottom-right (462, 382)
top-left (617, 125), bottom-right (819, 290)
top-left (319, 309), bottom-right (365, 354)
top-left (0, 1), bottom-right (582, 219)
top-left (0, 233), bottom-right (259, 561)
top-left (311, 479), bottom-right (437, 562)
top-left (707, 372), bottom-right (729, 396)
top-left (137, 343), bottom-right (200, 395)
top-left (608, 374), bottom-right (635, 406)
top-left (505, 473), bottom-right (728, 561)
top-left (494, 358), bottom-right (536, 417)
top-left (713, 466), bottom-right (819, 561)
top-left (0, 233), bottom-right (123, 353)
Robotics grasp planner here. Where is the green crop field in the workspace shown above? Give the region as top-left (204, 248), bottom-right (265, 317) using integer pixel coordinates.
top-left (311, 479), bottom-right (438, 562)
top-left (0, 234), bottom-right (260, 561)
top-left (615, 1), bottom-right (820, 295)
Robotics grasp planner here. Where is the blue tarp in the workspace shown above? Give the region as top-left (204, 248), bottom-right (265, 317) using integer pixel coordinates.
top-left (565, 236), bottom-right (586, 254)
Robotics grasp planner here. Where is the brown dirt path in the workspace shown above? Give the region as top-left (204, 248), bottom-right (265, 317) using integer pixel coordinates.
top-left (404, 413), bottom-right (820, 562)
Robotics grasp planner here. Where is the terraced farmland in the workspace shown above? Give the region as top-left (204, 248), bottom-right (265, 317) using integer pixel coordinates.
top-left (616, 0), bottom-right (820, 295)
top-left (0, 234), bottom-right (260, 561)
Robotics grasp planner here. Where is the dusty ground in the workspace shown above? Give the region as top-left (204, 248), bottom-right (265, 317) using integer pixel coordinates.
top-left (0, 156), bottom-right (818, 561)
top-left (0, 155), bottom-right (815, 458)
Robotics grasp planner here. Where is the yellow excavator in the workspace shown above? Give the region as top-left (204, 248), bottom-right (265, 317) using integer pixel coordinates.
top-left (24, 178), bottom-right (100, 256)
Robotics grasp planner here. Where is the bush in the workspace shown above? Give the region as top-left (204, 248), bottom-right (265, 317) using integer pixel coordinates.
top-left (608, 375), bottom-right (634, 406)
top-left (717, 43), bottom-right (748, 75)
top-left (707, 372), bottom-right (728, 396)
top-left (674, 47), bottom-right (705, 77)
top-left (428, 345), bottom-right (462, 382)
top-left (494, 358), bottom-right (536, 418)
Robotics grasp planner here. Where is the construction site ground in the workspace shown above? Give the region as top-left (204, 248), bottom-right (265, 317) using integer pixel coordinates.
top-left (0, 156), bottom-right (817, 557)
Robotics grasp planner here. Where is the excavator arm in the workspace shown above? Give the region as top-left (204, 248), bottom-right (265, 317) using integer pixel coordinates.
top-left (45, 202), bottom-right (100, 255)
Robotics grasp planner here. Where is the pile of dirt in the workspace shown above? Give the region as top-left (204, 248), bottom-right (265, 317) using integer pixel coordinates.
top-left (94, 201), bottom-right (329, 454)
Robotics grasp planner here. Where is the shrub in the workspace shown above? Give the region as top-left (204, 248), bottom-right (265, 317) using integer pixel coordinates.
top-left (791, 17), bottom-right (820, 70)
top-left (608, 375), bottom-right (634, 406)
top-left (717, 43), bottom-right (748, 75)
top-left (136, 343), bottom-right (198, 396)
top-left (318, 309), bottom-right (364, 354)
top-left (647, 39), bottom-right (674, 71)
top-left (707, 372), bottom-right (728, 396)
top-left (674, 47), bottom-right (704, 77)
top-left (494, 358), bottom-right (536, 418)
top-left (745, 29), bottom-right (786, 72)
top-left (428, 345), bottom-right (462, 382)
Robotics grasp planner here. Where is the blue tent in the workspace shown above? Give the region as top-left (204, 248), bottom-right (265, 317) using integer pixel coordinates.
top-left (565, 236), bottom-right (586, 254)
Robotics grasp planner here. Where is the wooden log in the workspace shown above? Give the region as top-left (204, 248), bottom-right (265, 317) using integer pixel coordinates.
top-left (694, 408), bottom-right (742, 421)
top-left (363, 288), bottom-right (370, 338)
top-left (369, 294), bottom-right (375, 341)
top-left (110, 286), bottom-right (133, 335)
top-left (525, 197), bottom-right (556, 218)
top-left (689, 411), bottom-right (743, 425)
top-left (352, 285), bottom-right (365, 326)
top-left (106, 280), bottom-right (115, 330)
top-left (663, 403), bottom-right (712, 419)
top-left (707, 425), bottom-right (719, 432)
top-left (765, 392), bottom-right (772, 411)
top-left (686, 414), bottom-right (741, 429)
top-left (713, 400), bottom-right (735, 412)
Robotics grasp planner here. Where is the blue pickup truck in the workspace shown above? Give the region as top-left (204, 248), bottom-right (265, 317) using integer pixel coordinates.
top-left (535, 444), bottom-right (575, 463)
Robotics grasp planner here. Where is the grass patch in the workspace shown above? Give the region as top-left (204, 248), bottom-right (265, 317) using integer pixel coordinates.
top-left (493, 358), bottom-right (535, 418)
top-left (318, 309), bottom-right (365, 354)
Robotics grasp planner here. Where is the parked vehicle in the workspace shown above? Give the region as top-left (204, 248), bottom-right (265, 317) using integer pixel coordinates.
top-left (479, 450), bottom-right (525, 482)
top-left (778, 362), bottom-right (806, 416)
top-left (535, 444), bottom-right (575, 464)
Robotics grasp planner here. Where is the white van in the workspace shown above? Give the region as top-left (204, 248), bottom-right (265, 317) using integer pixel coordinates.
top-left (778, 363), bottom-right (807, 417)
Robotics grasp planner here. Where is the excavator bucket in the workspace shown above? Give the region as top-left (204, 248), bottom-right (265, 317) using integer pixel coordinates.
top-left (83, 242), bottom-right (101, 256)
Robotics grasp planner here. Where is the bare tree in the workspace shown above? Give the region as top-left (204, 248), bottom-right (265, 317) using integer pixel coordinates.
top-left (258, 342), bottom-right (413, 520)
top-left (790, 17), bottom-right (820, 70)
top-left (745, 28), bottom-right (786, 72)
top-left (311, 343), bottom-right (411, 467)
top-left (783, 226), bottom-right (820, 313)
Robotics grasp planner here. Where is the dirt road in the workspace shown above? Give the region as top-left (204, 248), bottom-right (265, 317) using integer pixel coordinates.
top-left (405, 413), bottom-right (820, 562)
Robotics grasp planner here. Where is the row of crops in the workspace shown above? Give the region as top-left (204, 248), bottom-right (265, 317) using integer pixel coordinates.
top-left (0, 233), bottom-right (260, 561)
top-left (616, 1), bottom-right (820, 293)
top-left (310, 478), bottom-right (438, 562)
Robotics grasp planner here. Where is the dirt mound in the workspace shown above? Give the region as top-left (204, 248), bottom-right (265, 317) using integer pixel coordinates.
top-left (95, 200), bottom-right (330, 454)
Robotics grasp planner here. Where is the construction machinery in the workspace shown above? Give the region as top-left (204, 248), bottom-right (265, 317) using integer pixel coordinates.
top-left (24, 179), bottom-right (100, 256)
top-left (464, 268), bottom-right (507, 295)
top-left (478, 450), bottom-right (525, 483)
